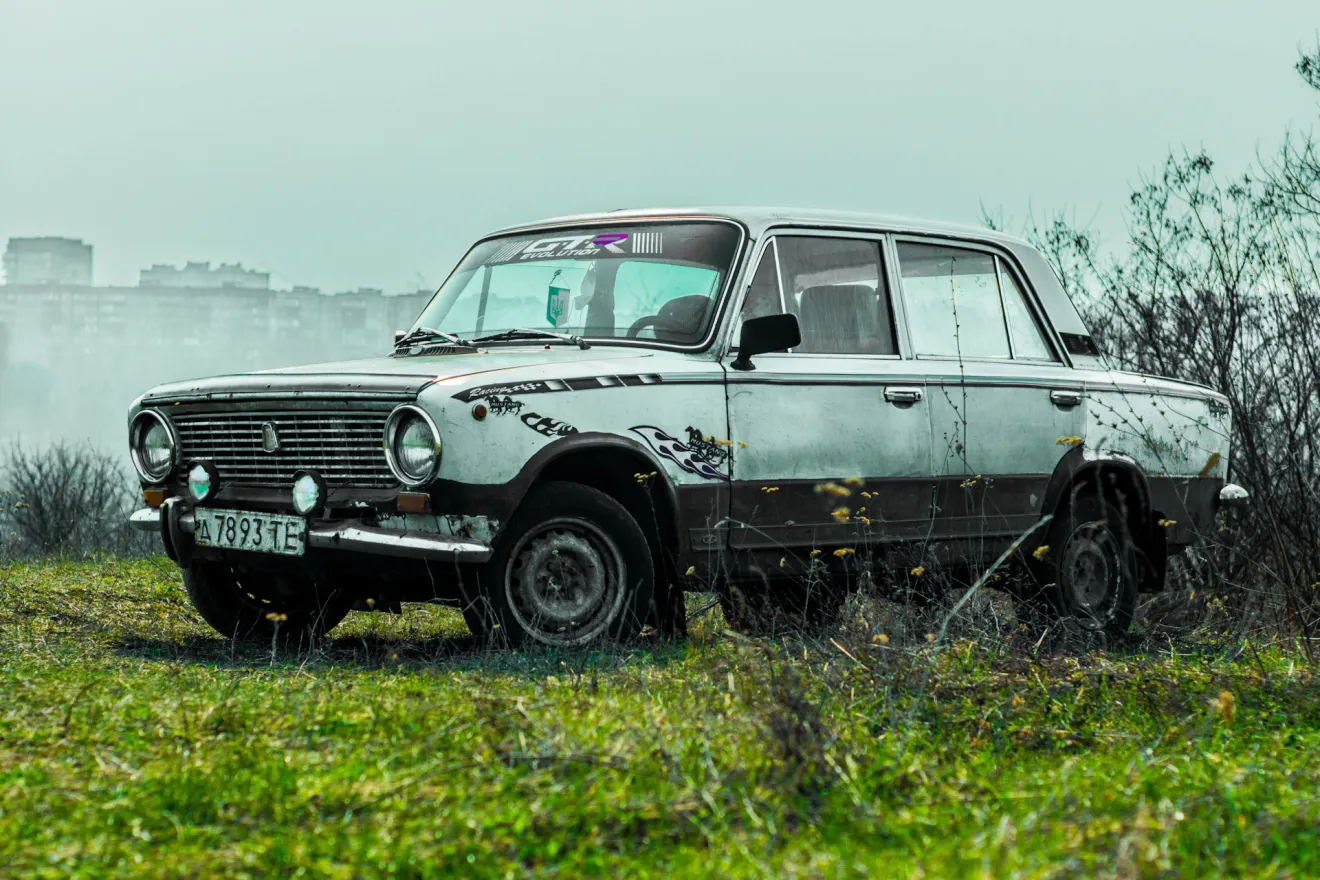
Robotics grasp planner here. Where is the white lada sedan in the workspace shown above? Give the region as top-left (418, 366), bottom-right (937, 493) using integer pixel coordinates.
top-left (127, 208), bottom-right (1246, 647)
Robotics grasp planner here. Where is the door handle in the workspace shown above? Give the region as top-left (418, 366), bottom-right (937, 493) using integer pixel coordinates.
top-left (884, 386), bottom-right (924, 405)
top-left (1050, 390), bottom-right (1081, 408)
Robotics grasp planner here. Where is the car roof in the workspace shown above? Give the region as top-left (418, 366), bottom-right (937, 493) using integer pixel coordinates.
top-left (486, 206), bottom-right (1032, 249)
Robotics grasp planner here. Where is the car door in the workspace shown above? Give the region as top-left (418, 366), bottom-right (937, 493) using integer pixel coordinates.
top-left (725, 231), bottom-right (936, 557)
top-left (892, 238), bottom-right (1084, 550)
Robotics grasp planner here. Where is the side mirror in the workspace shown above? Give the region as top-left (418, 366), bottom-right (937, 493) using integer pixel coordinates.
top-left (730, 314), bottom-right (800, 371)
top-left (394, 329), bottom-right (406, 345)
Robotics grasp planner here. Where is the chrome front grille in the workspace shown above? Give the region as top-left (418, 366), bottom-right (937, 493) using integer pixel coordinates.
top-left (173, 411), bottom-right (395, 487)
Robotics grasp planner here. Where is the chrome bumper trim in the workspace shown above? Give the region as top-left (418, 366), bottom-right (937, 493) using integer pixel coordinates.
top-left (143, 508), bottom-right (492, 564)
top-left (129, 508), bottom-right (162, 532)
top-left (307, 522), bottom-right (492, 563)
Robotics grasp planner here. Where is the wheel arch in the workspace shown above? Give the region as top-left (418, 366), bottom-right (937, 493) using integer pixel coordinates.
top-left (1039, 445), bottom-right (1164, 591)
top-left (506, 433), bottom-right (684, 570)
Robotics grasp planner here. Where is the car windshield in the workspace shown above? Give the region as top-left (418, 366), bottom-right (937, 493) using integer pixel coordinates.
top-left (408, 222), bottom-right (741, 346)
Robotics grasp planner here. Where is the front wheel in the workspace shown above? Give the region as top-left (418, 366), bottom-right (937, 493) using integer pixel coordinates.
top-left (1032, 489), bottom-right (1139, 637)
top-left (183, 562), bottom-right (351, 646)
top-left (463, 482), bottom-right (656, 648)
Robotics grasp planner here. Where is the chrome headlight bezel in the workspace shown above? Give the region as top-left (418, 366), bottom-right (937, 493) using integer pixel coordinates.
top-left (129, 410), bottom-right (179, 484)
top-left (383, 404), bottom-right (442, 487)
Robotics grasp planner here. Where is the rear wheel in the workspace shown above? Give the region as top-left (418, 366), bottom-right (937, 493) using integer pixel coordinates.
top-left (183, 561), bottom-right (351, 646)
top-left (463, 482), bottom-right (655, 648)
top-left (1032, 489), bottom-right (1138, 636)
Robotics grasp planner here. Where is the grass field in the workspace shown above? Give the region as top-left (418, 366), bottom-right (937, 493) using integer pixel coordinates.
top-left (1, 559), bottom-right (1318, 878)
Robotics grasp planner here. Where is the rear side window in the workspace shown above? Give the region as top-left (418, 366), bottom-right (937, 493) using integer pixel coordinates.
top-left (742, 236), bottom-right (898, 355)
top-left (897, 243), bottom-right (1010, 359)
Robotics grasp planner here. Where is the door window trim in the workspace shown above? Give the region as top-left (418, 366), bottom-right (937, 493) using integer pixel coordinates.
top-left (891, 234), bottom-right (1062, 365)
top-left (724, 228), bottom-right (905, 360)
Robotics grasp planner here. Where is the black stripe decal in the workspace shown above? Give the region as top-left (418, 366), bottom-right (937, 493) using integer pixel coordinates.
top-left (454, 373), bottom-right (673, 401)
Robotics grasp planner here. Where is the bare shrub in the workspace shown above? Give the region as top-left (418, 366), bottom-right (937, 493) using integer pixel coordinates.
top-left (987, 42), bottom-right (1320, 648)
top-left (0, 441), bottom-right (149, 558)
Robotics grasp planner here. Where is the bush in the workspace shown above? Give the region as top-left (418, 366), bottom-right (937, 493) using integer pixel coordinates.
top-left (986, 43), bottom-right (1320, 646)
top-left (0, 441), bottom-right (151, 559)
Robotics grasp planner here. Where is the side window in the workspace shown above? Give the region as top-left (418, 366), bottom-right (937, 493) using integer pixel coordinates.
top-left (734, 241), bottom-right (786, 340)
top-left (896, 242), bottom-right (1010, 359)
top-left (772, 236), bottom-right (897, 355)
top-left (998, 264), bottom-right (1057, 361)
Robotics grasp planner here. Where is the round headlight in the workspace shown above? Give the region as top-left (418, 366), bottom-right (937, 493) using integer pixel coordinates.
top-left (384, 405), bottom-right (441, 486)
top-left (292, 471), bottom-right (325, 516)
top-left (130, 411), bottom-right (177, 483)
top-left (187, 460), bottom-right (219, 503)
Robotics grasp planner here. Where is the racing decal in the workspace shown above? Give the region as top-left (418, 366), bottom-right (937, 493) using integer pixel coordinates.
top-left (480, 395), bottom-right (524, 416)
top-left (684, 427), bottom-right (731, 470)
top-left (454, 374), bottom-right (663, 402)
top-left (630, 425), bottom-right (729, 482)
top-left (521, 412), bottom-right (578, 437)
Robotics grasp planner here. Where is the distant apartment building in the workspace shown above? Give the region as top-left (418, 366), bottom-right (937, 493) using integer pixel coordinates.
top-left (2, 237), bottom-right (93, 285)
top-left (139, 261), bottom-right (270, 289)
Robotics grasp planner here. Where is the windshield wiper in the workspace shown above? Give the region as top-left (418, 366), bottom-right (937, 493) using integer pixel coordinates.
top-left (394, 327), bottom-right (475, 350)
top-left (468, 328), bottom-right (591, 350)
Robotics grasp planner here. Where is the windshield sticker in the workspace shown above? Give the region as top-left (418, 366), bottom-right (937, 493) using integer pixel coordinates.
top-left (485, 230), bottom-right (671, 264)
top-left (630, 425), bottom-right (729, 482)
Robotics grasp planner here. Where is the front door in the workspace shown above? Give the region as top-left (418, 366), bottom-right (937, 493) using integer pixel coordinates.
top-left (725, 232), bottom-right (936, 561)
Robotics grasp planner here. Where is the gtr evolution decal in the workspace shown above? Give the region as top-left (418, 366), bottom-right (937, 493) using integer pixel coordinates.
top-left (487, 231), bottom-right (664, 263)
top-left (630, 425), bottom-right (729, 482)
top-left (454, 374), bottom-right (664, 402)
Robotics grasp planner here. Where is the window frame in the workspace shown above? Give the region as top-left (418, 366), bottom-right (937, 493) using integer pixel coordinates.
top-left (726, 228), bottom-right (906, 360)
top-left (890, 234), bottom-right (1060, 364)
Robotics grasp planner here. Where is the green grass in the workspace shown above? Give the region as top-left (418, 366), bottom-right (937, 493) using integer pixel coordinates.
top-left (1, 559), bottom-right (1318, 878)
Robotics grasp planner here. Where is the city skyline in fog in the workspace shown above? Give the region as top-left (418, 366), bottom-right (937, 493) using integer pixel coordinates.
top-left (2, 0), bottom-right (1318, 293)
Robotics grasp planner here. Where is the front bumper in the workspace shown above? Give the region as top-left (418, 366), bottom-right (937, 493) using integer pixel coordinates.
top-left (129, 505), bottom-right (492, 564)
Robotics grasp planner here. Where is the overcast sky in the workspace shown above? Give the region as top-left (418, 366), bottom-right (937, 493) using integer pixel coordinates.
top-left (1, 1), bottom-right (1317, 291)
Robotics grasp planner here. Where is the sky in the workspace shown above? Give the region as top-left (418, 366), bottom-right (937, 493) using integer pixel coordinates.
top-left (1, 0), bottom-right (1317, 292)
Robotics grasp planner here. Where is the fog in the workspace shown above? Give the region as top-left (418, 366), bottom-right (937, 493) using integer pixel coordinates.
top-left (2, 0), bottom-right (1318, 461)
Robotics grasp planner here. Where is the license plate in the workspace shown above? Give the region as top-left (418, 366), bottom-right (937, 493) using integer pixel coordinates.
top-left (194, 508), bottom-right (307, 556)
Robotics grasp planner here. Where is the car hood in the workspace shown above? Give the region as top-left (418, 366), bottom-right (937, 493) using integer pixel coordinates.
top-left (137, 347), bottom-right (676, 404)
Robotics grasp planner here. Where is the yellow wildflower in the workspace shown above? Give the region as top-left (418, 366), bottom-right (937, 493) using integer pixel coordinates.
top-left (714, 439), bottom-right (733, 448)
top-left (684, 566), bottom-right (696, 576)
top-left (872, 633), bottom-right (890, 645)
top-left (910, 566), bottom-right (926, 577)
top-left (1159, 519), bottom-right (1177, 528)
top-left (844, 476), bottom-right (865, 487)
top-left (833, 547), bottom-right (854, 557)
top-left (810, 549), bottom-right (822, 557)
top-left (814, 482), bottom-right (851, 497)
top-left (1055, 436), bottom-right (1084, 447)
top-left (737, 441), bottom-right (748, 448)
top-left (831, 507), bottom-right (850, 523)
top-left (761, 486), bottom-right (780, 493)
top-left (1033, 544), bottom-right (1050, 559)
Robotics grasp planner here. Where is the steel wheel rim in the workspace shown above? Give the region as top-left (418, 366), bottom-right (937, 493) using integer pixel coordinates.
top-left (504, 516), bottom-right (628, 646)
top-left (1061, 519), bottom-right (1122, 630)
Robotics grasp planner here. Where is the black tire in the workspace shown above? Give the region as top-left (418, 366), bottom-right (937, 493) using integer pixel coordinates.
top-left (1031, 488), bottom-right (1139, 637)
top-left (183, 561), bottom-right (351, 646)
top-left (462, 481), bottom-right (655, 648)
top-left (718, 577), bottom-right (845, 637)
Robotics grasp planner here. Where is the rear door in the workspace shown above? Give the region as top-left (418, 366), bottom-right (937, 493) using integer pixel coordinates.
top-left (892, 238), bottom-right (1084, 549)
top-left (725, 230), bottom-right (935, 555)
